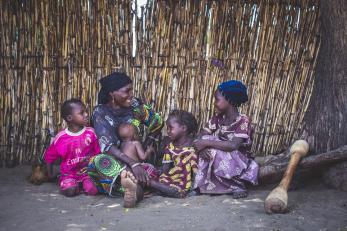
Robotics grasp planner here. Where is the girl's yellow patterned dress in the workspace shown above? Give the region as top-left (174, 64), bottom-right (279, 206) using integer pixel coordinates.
top-left (159, 143), bottom-right (198, 192)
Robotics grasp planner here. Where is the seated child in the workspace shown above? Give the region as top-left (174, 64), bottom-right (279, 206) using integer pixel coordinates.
top-left (118, 123), bottom-right (154, 162)
top-left (193, 80), bottom-right (259, 199)
top-left (118, 122), bottom-right (158, 180)
top-left (44, 99), bottom-right (101, 197)
top-left (148, 110), bottom-right (198, 198)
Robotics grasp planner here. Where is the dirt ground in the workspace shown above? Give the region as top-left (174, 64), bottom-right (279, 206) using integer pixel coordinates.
top-left (0, 166), bottom-right (346, 231)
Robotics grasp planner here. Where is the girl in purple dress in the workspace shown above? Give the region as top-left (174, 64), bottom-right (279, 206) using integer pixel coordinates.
top-left (193, 80), bottom-right (259, 199)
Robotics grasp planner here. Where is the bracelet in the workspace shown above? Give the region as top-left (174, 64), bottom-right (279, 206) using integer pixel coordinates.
top-left (131, 163), bottom-right (141, 169)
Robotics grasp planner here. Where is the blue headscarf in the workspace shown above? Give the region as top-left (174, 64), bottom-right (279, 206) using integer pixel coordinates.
top-left (218, 80), bottom-right (248, 106)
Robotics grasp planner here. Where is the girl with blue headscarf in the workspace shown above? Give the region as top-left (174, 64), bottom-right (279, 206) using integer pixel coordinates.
top-left (193, 80), bottom-right (259, 198)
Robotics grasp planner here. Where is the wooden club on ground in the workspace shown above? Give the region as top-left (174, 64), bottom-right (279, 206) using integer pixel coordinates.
top-left (264, 140), bottom-right (309, 214)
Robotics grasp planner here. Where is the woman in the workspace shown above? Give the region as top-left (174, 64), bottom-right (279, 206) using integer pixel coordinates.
top-left (88, 72), bottom-right (163, 207)
top-left (193, 80), bottom-right (259, 198)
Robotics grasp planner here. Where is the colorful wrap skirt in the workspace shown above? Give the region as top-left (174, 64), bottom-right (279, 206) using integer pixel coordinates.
top-left (87, 154), bottom-right (126, 196)
top-left (142, 163), bottom-right (160, 180)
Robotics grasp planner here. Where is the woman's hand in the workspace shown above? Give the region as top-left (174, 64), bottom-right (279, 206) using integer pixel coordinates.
top-left (193, 139), bottom-right (209, 152)
top-left (131, 164), bottom-right (149, 185)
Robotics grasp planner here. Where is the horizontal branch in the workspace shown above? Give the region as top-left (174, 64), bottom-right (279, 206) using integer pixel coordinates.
top-left (259, 145), bottom-right (347, 184)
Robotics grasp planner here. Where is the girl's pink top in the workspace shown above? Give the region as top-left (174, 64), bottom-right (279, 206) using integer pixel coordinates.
top-left (44, 127), bottom-right (101, 178)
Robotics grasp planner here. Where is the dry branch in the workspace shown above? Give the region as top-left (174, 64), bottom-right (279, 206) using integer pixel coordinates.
top-left (259, 145), bottom-right (347, 184)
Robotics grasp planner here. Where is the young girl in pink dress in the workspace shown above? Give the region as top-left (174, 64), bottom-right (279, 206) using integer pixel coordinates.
top-left (44, 99), bottom-right (101, 197)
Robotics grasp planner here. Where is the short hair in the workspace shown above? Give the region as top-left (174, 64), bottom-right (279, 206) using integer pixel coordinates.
top-left (168, 110), bottom-right (198, 135)
top-left (60, 98), bottom-right (84, 121)
top-left (118, 122), bottom-right (137, 139)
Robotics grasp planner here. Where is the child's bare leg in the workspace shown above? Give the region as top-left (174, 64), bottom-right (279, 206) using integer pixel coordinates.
top-left (121, 170), bottom-right (144, 208)
top-left (149, 179), bottom-right (186, 198)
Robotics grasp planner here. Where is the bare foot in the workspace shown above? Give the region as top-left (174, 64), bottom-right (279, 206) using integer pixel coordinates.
top-left (174, 190), bottom-right (187, 198)
top-left (166, 187), bottom-right (186, 198)
top-left (232, 190), bottom-right (248, 199)
top-left (121, 170), bottom-right (138, 208)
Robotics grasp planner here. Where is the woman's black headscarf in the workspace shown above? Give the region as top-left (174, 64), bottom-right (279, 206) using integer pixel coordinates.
top-left (98, 72), bottom-right (133, 104)
top-left (218, 80), bottom-right (248, 107)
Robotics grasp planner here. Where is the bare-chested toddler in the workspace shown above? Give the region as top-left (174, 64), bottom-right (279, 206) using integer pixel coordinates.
top-left (118, 123), bottom-right (154, 162)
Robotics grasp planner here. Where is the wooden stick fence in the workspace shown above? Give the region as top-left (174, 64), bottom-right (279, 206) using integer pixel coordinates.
top-left (0, 0), bottom-right (320, 166)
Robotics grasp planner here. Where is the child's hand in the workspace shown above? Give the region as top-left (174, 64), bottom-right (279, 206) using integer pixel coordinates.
top-left (145, 144), bottom-right (155, 159)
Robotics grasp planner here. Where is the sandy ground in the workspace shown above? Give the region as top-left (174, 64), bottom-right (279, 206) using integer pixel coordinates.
top-left (0, 166), bottom-right (346, 231)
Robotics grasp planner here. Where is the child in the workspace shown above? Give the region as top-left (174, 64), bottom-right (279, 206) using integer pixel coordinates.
top-left (44, 99), bottom-right (101, 197)
top-left (149, 110), bottom-right (198, 198)
top-left (118, 122), bottom-right (159, 180)
top-left (193, 80), bottom-right (259, 199)
top-left (118, 123), bottom-right (154, 162)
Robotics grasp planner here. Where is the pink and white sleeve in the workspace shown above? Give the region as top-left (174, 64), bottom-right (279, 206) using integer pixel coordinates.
top-left (91, 133), bottom-right (101, 155)
top-left (44, 142), bottom-right (60, 164)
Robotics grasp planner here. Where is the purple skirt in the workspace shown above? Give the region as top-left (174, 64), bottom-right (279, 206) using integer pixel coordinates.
top-left (194, 135), bottom-right (259, 194)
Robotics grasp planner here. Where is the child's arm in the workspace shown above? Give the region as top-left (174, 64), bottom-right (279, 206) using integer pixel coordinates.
top-left (46, 163), bottom-right (56, 179)
top-left (194, 137), bottom-right (243, 152)
top-left (161, 146), bottom-right (173, 174)
top-left (44, 143), bottom-right (60, 180)
top-left (162, 163), bottom-right (171, 174)
top-left (90, 132), bottom-right (101, 157)
top-left (134, 141), bottom-right (153, 161)
top-left (209, 137), bottom-right (243, 151)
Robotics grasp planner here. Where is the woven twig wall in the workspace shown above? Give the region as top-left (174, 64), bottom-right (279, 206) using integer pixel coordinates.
top-left (0, 0), bottom-right (320, 166)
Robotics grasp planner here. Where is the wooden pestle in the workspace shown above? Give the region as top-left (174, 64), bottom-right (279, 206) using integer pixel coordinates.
top-left (264, 140), bottom-right (309, 214)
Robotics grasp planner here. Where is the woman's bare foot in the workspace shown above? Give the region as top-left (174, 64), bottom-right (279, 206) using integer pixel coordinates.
top-left (121, 170), bottom-right (138, 208)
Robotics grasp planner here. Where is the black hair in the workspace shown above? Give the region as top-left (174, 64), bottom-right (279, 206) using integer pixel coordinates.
top-left (60, 98), bottom-right (84, 121)
top-left (98, 72), bottom-right (133, 104)
top-left (168, 110), bottom-right (198, 135)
